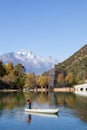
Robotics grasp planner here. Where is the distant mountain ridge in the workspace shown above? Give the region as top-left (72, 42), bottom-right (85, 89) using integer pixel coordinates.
top-left (55, 44), bottom-right (87, 68)
top-left (55, 44), bottom-right (87, 80)
top-left (0, 50), bottom-right (59, 75)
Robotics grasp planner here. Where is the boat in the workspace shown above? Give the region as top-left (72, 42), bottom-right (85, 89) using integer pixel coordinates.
top-left (25, 108), bottom-right (59, 114)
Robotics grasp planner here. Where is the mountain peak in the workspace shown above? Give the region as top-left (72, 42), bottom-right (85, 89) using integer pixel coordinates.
top-left (16, 50), bottom-right (36, 59)
top-left (0, 50), bottom-right (59, 75)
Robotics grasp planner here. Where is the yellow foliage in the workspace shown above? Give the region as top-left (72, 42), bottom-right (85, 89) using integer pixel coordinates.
top-left (37, 75), bottom-right (50, 88)
top-left (65, 72), bottom-right (74, 84)
top-left (24, 73), bottom-right (36, 88)
top-left (5, 63), bottom-right (14, 75)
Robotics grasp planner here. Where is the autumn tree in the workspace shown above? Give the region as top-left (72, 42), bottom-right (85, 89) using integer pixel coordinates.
top-left (56, 73), bottom-right (66, 87)
top-left (5, 62), bottom-right (14, 75)
top-left (65, 72), bottom-right (75, 86)
top-left (37, 75), bottom-right (50, 89)
top-left (24, 73), bottom-right (36, 88)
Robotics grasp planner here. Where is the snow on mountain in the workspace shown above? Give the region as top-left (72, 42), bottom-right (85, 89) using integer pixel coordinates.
top-left (0, 50), bottom-right (59, 75)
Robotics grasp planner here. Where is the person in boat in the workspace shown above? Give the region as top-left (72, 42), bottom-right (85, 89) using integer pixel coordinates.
top-left (27, 99), bottom-right (32, 109)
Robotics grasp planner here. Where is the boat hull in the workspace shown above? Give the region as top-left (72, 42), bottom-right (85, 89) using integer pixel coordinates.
top-left (25, 108), bottom-right (59, 114)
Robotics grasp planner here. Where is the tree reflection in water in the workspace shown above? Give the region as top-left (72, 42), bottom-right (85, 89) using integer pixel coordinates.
top-left (0, 91), bottom-right (87, 123)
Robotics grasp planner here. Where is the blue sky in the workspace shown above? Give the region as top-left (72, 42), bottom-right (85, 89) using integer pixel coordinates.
top-left (0, 0), bottom-right (87, 61)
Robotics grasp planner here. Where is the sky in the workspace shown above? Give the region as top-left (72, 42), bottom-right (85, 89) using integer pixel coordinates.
top-left (0, 0), bottom-right (87, 61)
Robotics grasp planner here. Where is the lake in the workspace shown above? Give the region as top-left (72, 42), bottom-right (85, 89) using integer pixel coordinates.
top-left (0, 92), bottom-right (87, 130)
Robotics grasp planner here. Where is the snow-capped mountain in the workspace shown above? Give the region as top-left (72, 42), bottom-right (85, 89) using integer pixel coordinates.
top-left (0, 50), bottom-right (59, 75)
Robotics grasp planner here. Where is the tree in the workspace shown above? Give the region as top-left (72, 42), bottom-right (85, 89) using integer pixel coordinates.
top-left (5, 62), bottom-right (14, 75)
top-left (0, 60), bottom-right (6, 77)
top-left (57, 73), bottom-right (64, 83)
top-left (65, 72), bottom-right (75, 86)
top-left (13, 64), bottom-right (25, 77)
top-left (2, 74), bottom-right (16, 89)
top-left (37, 75), bottom-right (50, 89)
top-left (12, 64), bottom-right (25, 88)
top-left (24, 73), bottom-right (36, 88)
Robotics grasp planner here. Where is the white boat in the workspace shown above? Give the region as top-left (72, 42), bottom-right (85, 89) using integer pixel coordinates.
top-left (25, 108), bottom-right (59, 114)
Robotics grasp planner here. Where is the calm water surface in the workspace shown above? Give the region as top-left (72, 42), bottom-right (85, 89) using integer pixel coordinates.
top-left (0, 92), bottom-right (87, 130)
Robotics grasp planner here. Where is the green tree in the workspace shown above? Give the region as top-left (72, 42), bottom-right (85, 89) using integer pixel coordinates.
top-left (12, 64), bottom-right (25, 88)
top-left (2, 74), bottom-right (16, 89)
top-left (57, 73), bottom-right (64, 83)
top-left (0, 60), bottom-right (6, 77)
top-left (13, 64), bottom-right (25, 77)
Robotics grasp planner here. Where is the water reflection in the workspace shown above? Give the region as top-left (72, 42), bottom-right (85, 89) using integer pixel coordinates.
top-left (0, 91), bottom-right (87, 123)
top-left (26, 114), bottom-right (31, 124)
top-left (25, 111), bottom-right (59, 119)
top-left (0, 92), bottom-right (25, 110)
top-left (25, 112), bottom-right (59, 125)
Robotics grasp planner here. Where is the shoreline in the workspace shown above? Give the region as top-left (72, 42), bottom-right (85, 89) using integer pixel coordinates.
top-left (23, 87), bottom-right (75, 93)
top-left (0, 89), bottom-right (22, 92)
top-left (53, 87), bottom-right (74, 92)
top-left (0, 88), bottom-right (75, 93)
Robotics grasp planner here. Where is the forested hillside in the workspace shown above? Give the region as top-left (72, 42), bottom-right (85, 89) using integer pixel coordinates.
top-left (55, 44), bottom-right (87, 83)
